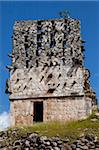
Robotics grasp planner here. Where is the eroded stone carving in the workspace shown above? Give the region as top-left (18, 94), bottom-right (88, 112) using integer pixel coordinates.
top-left (8, 18), bottom-right (96, 126)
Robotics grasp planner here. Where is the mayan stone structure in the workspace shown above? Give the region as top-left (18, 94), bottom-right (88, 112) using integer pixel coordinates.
top-left (8, 18), bottom-right (96, 126)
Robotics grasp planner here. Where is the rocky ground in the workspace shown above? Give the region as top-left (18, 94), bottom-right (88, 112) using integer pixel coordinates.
top-left (0, 129), bottom-right (99, 150)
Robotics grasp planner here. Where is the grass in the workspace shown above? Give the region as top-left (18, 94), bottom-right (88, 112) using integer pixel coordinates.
top-left (8, 116), bottom-right (99, 143)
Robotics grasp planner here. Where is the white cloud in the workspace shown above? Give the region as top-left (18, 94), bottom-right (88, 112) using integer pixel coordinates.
top-left (0, 112), bottom-right (11, 131)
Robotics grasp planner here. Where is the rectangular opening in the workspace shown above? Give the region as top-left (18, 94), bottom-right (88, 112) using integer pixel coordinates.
top-left (25, 35), bottom-right (28, 42)
top-left (37, 42), bottom-right (41, 49)
top-left (37, 21), bottom-right (41, 25)
top-left (33, 101), bottom-right (43, 122)
top-left (26, 60), bottom-right (29, 68)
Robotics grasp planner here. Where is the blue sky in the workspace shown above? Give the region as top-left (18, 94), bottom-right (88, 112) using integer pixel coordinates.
top-left (0, 1), bottom-right (99, 113)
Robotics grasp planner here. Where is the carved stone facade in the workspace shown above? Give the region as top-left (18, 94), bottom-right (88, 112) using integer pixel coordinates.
top-left (8, 18), bottom-right (96, 126)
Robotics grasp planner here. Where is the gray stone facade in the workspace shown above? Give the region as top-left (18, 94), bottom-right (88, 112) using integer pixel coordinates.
top-left (8, 18), bottom-right (96, 126)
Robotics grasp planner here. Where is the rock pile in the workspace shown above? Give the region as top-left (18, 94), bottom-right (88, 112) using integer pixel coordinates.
top-left (71, 135), bottom-right (99, 150)
top-left (0, 130), bottom-right (99, 150)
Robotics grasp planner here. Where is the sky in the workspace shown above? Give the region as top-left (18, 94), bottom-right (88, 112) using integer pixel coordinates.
top-left (0, 1), bottom-right (99, 113)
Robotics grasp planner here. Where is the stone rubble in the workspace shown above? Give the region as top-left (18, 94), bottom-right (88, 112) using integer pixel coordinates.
top-left (0, 130), bottom-right (99, 150)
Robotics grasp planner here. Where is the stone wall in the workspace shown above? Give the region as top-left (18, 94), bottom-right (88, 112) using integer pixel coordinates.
top-left (12, 18), bottom-right (83, 69)
top-left (10, 100), bottom-right (33, 126)
top-left (10, 96), bottom-right (92, 126)
top-left (9, 66), bottom-right (85, 99)
top-left (9, 18), bottom-right (84, 98)
top-left (8, 18), bottom-right (95, 101)
top-left (44, 97), bottom-right (92, 121)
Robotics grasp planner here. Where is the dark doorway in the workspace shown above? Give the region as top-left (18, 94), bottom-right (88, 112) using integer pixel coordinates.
top-left (33, 102), bottom-right (43, 122)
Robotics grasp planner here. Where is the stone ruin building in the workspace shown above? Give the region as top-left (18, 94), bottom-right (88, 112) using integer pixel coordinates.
top-left (7, 17), bottom-right (96, 126)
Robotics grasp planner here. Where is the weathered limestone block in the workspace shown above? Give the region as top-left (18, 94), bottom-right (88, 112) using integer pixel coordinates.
top-left (44, 97), bottom-right (92, 121)
top-left (10, 100), bottom-right (33, 126)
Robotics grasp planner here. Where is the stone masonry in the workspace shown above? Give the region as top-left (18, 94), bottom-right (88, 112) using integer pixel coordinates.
top-left (7, 18), bottom-right (96, 126)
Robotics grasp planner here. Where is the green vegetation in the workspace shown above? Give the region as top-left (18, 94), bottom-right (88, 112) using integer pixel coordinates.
top-left (8, 117), bottom-right (99, 143)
